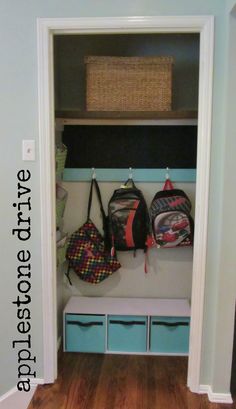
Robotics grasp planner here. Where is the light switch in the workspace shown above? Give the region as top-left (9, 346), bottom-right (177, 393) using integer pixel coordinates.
top-left (22, 140), bottom-right (35, 161)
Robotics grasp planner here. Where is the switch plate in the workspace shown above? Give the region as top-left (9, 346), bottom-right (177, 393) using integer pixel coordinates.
top-left (22, 140), bottom-right (35, 161)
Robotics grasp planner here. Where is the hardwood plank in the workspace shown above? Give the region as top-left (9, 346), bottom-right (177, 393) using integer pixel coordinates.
top-left (28, 353), bottom-right (236, 409)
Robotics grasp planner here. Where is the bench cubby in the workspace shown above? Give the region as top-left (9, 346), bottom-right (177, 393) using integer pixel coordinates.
top-left (150, 316), bottom-right (190, 354)
top-left (108, 315), bottom-right (148, 353)
top-left (65, 313), bottom-right (106, 353)
top-left (64, 296), bottom-right (191, 355)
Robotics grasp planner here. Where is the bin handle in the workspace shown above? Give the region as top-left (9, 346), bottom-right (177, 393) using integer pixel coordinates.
top-left (67, 320), bottom-right (103, 327)
top-left (109, 320), bottom-right (146, 326)
top-left (152, 321), bottom-right (189, 327)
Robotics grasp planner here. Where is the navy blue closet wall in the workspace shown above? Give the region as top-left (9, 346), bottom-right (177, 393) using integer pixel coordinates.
top-left (62, 125), bottom-right (197, 169)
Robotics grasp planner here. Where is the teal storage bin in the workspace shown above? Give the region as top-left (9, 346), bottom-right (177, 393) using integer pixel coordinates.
top-left (150, 316), bottom-right (190, 354)
top-left (108, 315), bottom-right (147, 353)
top-left (65, 314), bottom-right (106, 353)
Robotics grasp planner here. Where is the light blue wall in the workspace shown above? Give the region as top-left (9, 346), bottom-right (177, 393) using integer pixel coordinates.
top-left (1, 0), bottom-right (235, 398)
top-left (226, 0), bottom-right (236, 12)
top-left (211, 3), bottom-right (236, 392)
top-left (200, 10), bottom-right (229, 388)
top-left (200, 2), bottom-right (236, 393)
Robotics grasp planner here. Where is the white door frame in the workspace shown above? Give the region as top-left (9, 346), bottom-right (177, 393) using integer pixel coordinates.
top-left (37, 16), bottom-right (214, 392)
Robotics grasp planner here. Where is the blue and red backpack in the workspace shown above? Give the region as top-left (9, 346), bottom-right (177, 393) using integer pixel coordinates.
top-left (150, 179), bottom-right (194, 248)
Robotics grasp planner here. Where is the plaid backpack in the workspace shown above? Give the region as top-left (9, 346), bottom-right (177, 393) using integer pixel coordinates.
top-left (150, 179), bottom-right (194, 248)
top-left (66, 178), bottom-right (121, 284)
top-left (108, 178), bottom-right (150, 252)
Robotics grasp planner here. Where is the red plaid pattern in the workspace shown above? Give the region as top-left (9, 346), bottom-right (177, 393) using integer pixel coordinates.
top-left (66, 220), bottom-right (121, 284)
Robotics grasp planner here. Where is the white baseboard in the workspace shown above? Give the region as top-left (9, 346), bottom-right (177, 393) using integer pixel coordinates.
top-left (199, 384), bottom-right (233, 403)
top-left (0, 378), bottom-right (45, 409)
top-left (0, 386), bottom-right (18, 403)
top-left (0, 386), bottom-right (35, 409)
top-left (198, 384), bottom-right (209, 394)
top-left (30, 378), bottom-right (45, 386)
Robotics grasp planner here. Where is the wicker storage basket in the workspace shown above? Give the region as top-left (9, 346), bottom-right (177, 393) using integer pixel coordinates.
top-left (85, 56), bottom-right (174, 111)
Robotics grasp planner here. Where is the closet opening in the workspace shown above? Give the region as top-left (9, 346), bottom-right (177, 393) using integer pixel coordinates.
top-left (37, 16), bottom-right (214, 394)
top-left (55, 29), bottom-right (198, 381)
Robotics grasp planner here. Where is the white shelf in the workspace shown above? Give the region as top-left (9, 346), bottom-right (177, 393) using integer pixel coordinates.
top-left (56, 117), bottom-right (197, 126)
top-left (56, 110), bottom-right (198, 127)
top-left (64, 296), bottom-right (191, 317)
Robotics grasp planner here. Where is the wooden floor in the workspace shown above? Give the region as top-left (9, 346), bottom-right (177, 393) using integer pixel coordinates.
top-left (28, 352), bottom-right (236, 409)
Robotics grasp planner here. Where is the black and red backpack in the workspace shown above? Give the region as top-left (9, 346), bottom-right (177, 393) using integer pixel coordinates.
top-left (150, 178), bottom-right (194, 248)
top-left (108, 179), bottom-right (150, 252)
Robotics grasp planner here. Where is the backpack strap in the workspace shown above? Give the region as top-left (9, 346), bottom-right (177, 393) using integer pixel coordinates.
top-left (65, 264), bottom-right (72, 285)
top-left (163, 178), bottom-right (174, 190)
top-left (87, 178), bottom-right (106, 222)
top-left (122, 178), bottom-right (136, 189)
top-left (87, 178), bottom-right (110, 248)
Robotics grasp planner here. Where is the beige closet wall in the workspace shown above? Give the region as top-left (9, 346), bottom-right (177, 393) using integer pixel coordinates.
top-left (61, 181), bottom-right (195, 299)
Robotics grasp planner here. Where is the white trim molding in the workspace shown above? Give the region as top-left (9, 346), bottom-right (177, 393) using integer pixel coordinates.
top-left (187, 15), bottom-right (214, 392)
top-left (0, 379), bottom-right (44, 409)
top-left (37, 15), bottom-right (214, 394)
top-left (37, 18), bottom-right (57, 384)
top-left (0, 386), bottom-right (18, 403)
top-left (199, 385), bottom-right (233, 404)
top-left (30, 378), bottom-right (45, 386)
top-left (0, 378), bottom-right (44, 402)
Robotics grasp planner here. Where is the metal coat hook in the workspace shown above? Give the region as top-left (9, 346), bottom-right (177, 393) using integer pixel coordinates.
top-left (129, 167), bottom-right (133, 179)
top-left (92, 167), bottom-right (96, 179)
top-left (165, 167), bottom-right (170, 180)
